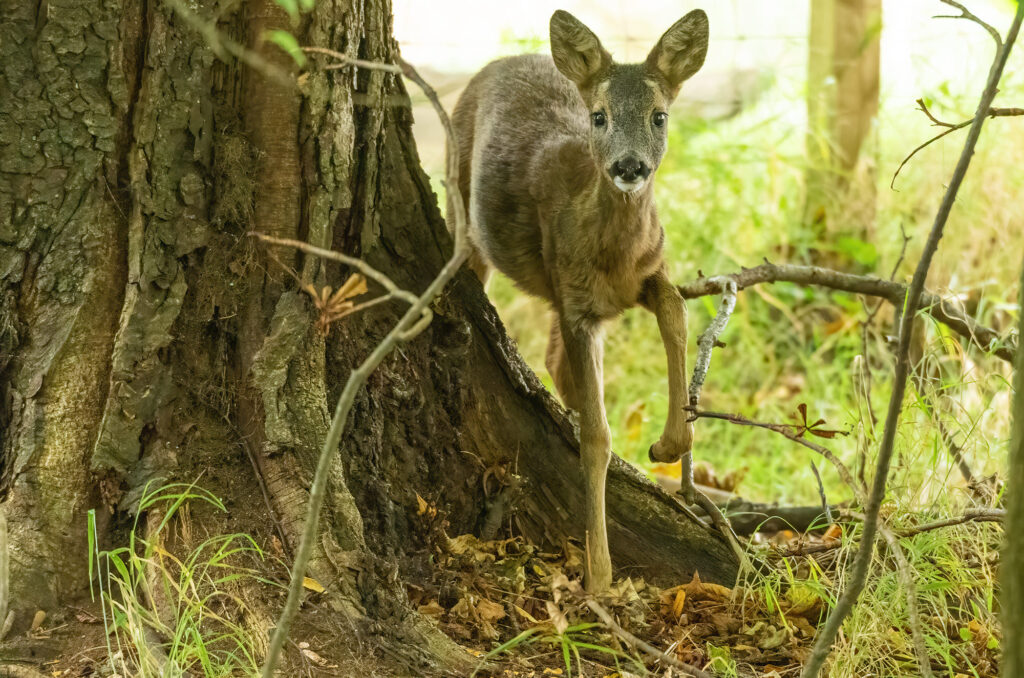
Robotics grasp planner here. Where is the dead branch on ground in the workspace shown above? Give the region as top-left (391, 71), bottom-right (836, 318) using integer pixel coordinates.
top-left (586, 598), bottom-right (713, 678)
top-left (779, 507), bottom-right (1005, 557)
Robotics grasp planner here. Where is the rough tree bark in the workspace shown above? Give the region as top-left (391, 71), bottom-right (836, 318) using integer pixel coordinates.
top-left (0, 0), bottom-right (736, 669)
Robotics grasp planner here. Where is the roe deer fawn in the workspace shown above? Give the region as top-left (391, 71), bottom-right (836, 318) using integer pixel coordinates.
top-left (448, 9), bottom-right (709, 592)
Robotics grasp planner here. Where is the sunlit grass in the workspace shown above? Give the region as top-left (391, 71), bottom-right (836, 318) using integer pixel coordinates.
top-left (88, 482), bottom-right (271, 677)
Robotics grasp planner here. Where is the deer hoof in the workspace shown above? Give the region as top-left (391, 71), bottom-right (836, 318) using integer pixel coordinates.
top-left (648, 440), bottom-right (679, 464)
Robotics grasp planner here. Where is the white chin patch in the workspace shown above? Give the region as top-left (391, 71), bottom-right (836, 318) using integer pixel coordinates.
top-left (613, 177), bottom-right (645, 194)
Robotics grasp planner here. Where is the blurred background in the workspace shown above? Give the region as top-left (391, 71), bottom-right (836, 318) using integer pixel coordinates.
top-left (393, 0), bottom-right (1022, 508)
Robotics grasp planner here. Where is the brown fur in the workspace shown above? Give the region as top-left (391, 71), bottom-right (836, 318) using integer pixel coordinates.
top-left (447, 9), bottom-right (709, 592)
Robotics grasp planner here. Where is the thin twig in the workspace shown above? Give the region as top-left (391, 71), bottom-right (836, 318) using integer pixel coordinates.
top-left (252, 234), bottom-right (419, 306)
top-left (688, 408), bottom-right (864, 503)
top-left (301, 49), bottom-right (467, 249)
top-left (898, 507), bottom-right (1005, 538)
top-left (801, 8), bottom-right (1024, 675)
top-left (677, 262), bottom-right (1016, 364)
top-left (936, 0), bottom-right (1003, 48)
top-left (302, 46), bottom-right (403, 74)
top-left (809, 461), bottom-right (832, 524)
top-left (164, 0), bottom-right (296, 89)
top-left (891, 101), bottom-right (1024, 188)
top-left (778, 507), bottom-right (1005, 557)
top-left (585, 599), bottom-right (713, 678)
top-left (260, 55), bottom-right (470, 678)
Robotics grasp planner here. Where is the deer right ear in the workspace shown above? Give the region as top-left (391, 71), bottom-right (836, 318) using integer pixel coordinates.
top-left (550, 10), bottom-right (611, 86)
top-left (646, 10), bottom-right (709, 98)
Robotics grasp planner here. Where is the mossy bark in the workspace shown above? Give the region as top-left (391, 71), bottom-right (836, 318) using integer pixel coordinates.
top-left (0, 0), bottom-right (736, 664)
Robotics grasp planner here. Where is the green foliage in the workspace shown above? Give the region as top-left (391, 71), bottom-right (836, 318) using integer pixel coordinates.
top-left (88, 481), bottom-right (272, 677)
top-left (472, 620), bottom-right (642, 677)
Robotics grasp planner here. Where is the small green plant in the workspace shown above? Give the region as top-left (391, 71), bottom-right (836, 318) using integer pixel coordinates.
top-left (88, 481), bottom-right (270, 677)
top-left (472, 620), bottom-right (643, 677)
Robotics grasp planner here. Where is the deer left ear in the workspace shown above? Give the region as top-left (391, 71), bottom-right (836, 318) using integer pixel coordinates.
top-left (646, 9), bottom-right (709, 98)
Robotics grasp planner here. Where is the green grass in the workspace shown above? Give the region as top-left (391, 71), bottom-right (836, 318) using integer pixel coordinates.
top-left (88, 481), bottom-right (271, 677)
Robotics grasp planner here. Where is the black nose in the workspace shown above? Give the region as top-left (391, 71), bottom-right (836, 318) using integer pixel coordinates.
top-left (610, 156), bottom-right (650, 182)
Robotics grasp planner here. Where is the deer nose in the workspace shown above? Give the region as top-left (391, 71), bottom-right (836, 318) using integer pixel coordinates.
top-left (610, 156), bottom-right (650, 183)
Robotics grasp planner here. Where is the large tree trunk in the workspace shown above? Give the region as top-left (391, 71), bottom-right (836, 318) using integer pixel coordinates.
top-left (0, 0), bottom-right (736, 669)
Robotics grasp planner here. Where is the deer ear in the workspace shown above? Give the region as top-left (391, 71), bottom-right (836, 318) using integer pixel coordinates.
top-left (550, 10), bottom-right (612, 86)
top-left (646, 10), bottom-right (709, 97)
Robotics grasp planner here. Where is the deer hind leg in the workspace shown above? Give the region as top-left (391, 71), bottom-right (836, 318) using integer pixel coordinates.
top-left (545, 317), bottom-right (580, 410)
top-left (467, 246), bottom-right (492, 286)
top-left (641, 269), bottom-right (697, 503)
top-left (559, 316), bottom-right (613, 592)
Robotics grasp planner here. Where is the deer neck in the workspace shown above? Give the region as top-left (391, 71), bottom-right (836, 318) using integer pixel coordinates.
top-left (587, 165), bottom-right (657, 239)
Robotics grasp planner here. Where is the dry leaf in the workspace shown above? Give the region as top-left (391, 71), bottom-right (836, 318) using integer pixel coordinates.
top-left (545, 600), bottom-right (569, 635)
top-left (513, 604), bottom-right (538, 623)
top-left (682, 571), bottom-right (732, 602)
top-left (671, 589), bottom-right (687, 620)
top-left (302, 576), bottom-right (325, 593)
top-left (301, 647), bottom-right (328, 666)
top-left (476, 598), bottom-right (506, 624)
top-left (31, 610), bottom-right (46, 631)
top-left (418, 600), bottom-right (445, 618)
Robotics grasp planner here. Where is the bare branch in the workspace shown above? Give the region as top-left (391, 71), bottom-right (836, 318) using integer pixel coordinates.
top-left (897, 507), bottom-right (1005, 538)
top-left (801, 7), bottom-right (1024, 675)
top-left (677, 262), bottom-right (1016, 365)
top-left (586, 598), bottom-right (713, 678)
top-left (891, 99), bottom-right (1024, 188)
top-left (688, 408), bottom-right (865, 504)
top-left (779, 507), bottom-right (1005, 557)
top-left (302, 46), bottom-right (403, 74)
top-left (688, 277), bottom-right (737, 407)
top-left (936, 0), bottom-right (1003, 48)
top-left (682, 277), bottom-right (746, 564)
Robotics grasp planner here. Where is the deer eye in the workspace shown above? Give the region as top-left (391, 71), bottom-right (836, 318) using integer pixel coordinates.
top-left (652, 112), bottom-right (668, 128)
top-left (591, 111), bottom-right (607, 128)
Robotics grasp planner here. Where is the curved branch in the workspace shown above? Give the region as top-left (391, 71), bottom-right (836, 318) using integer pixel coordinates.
top-left (891, 100), bottom-right (1024, 188)
top-left (677, 262), bottom-right (1017, 364)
